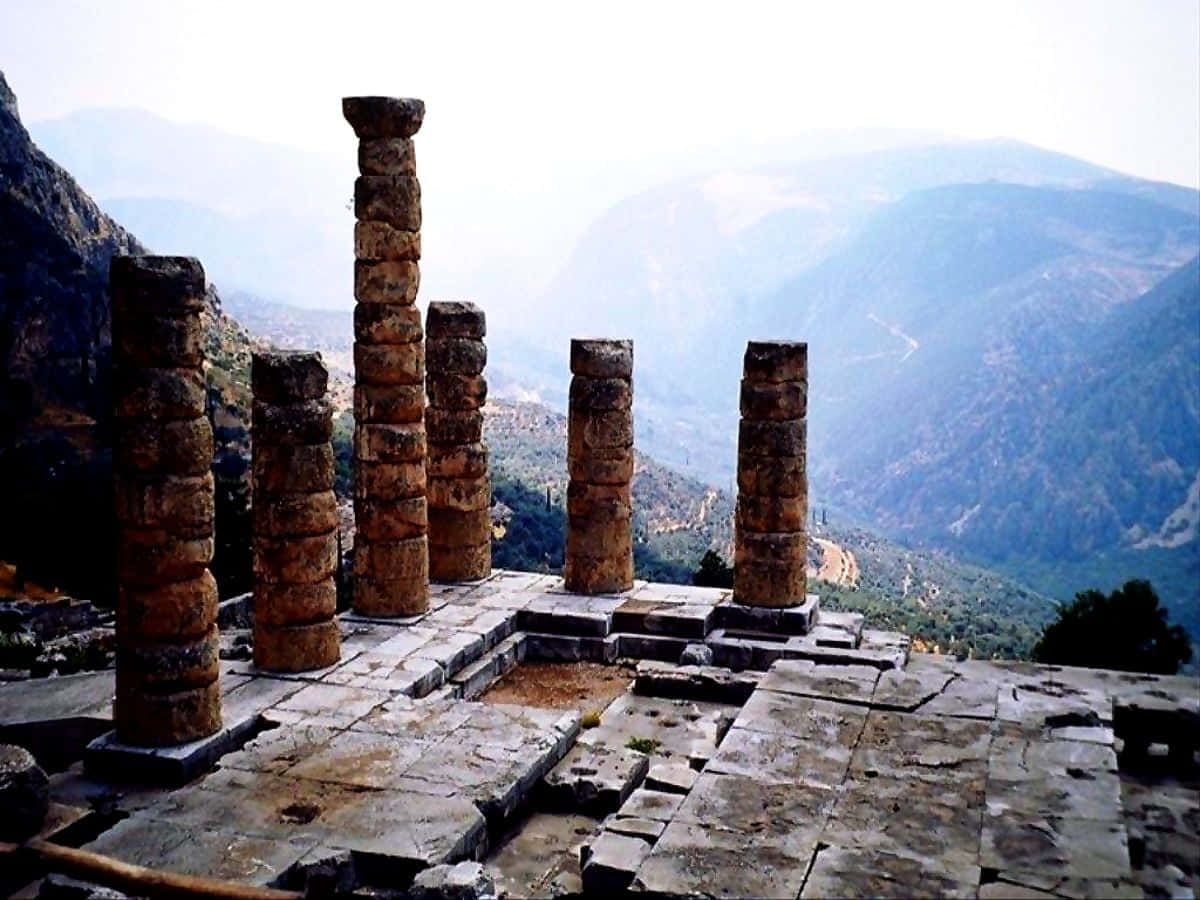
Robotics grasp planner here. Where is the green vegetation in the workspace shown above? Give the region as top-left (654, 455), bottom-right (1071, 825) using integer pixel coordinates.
top-left (693, 550), bottom-right (734, 588)
top-left (626, 736), bottom-right (662, 754)
top-left (332, 410), bottom-right (353, 498)
top-left (1033, 580), bottom-right (1192, 675)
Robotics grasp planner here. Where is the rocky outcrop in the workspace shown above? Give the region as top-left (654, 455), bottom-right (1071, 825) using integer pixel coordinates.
top-left (0, 69), bottom-right (254, 604)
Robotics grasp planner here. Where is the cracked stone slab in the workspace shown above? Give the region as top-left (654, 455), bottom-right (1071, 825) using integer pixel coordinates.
top-left (871, 666), bottom-right (958, 711)
top-left (644, 761), bottom-right (698, 795)
top-left (580, 692), bottom-right (733, 769)
top-left (758, 659), bottom-right (880, 705)
top-left (631, 819), bottom-right (817, 899)
top-left (799, 844), bottom-right (979, 899)
top-left (350, 695), bottom-right (473, 740)
top-left (269, 683), bottom-right (392, 729)
top-left (733, 690), bottom-right (868, 748)
top-left (581, 830), bottom-right (652, 894)
top-left (484, 811), bottom-right (595, 899)
top-left (617, 787), bottom-right (685, 822)
top-left (851, 709), bottom-right (991, 782)
top-left (218, 721), bottom-right (339, 775)
top-left (821, 783), bottom-right (983, 881)
top-left (981, 812), bottom-right (1131, 880)
top-left (987, 769), bottom-right (1123, 821)
top-left (604, 815), bottom-right (666, 842)
top-left (322, 651), bottom-right (445, 696)
top-left (989, 732), bottom-right (1118, 779)
top-left (541, 742), bottom-right (649, 815)
top-left (674, 772), bottom-right (838, 842)
top-left (286, 729), bottom-right (434, 789)
top-left (996, 675), bottom-right (1113, 730)
top-left (707, 725), bottom-right (853, 790)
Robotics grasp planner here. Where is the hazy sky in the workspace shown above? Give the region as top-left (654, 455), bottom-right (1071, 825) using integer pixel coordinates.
top-left (2, 0), bottom-right (1198, 188)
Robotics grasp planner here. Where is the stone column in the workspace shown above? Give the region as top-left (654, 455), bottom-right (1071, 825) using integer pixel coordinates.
top-left (426, 302), bottom-right (491, 581)
top-left (734, 341), bottom-right (808, 607)
top-left (343, 96), bottom-right (428, 616)
top-left (251, 351), bottom-right (340, 671)
top-left (564, 339), bottom-right (634, 594)
top-left (111, 255), bottom-right (220, 746)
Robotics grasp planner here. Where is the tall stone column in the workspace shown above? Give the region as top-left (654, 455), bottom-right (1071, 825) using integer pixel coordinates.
top-left (426, 302), bottom-right (491, 581)
top-left (564, 339), bottom-right (634, 594)
top-left (111, 255), bottom-right (220, 746)
top-left (251, 351), bottom-right (340, 671)
top-left (734, 341), bottom-right (808, 608)
top-left (343, 96), bottom-right (428, 616)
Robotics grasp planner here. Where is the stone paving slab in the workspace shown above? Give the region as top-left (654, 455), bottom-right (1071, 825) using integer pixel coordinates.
top-left (631, 819), bottom-right (818, 899)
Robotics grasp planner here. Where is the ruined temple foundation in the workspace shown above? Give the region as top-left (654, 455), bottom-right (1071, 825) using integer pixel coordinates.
top-left (564, 339), bottom-right (635, 594)
top-left (251, 351), bottom-right (340, 671)
top-left (426, 302), bottom-right (492, 581)
top-left (734, 341), bottom-right (808, 608)
top-left (111, 255), bottom-right (220, 745)
top-left (344, 96), bottom-right (429, 616)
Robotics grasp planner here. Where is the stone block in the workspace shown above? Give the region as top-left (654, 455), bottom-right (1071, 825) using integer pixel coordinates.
top-left (353, 575), bottom-right (428, 618)
top-left (254, 580), bottom-right (337, 628)
top-left (252, 398), bottom-right (333, 445)
top-left (253, 490), bottom-right (337, 537)
top-left (355, 422), bottom-right (426, 463)
top-left (114, 366), bottom-right (206, 420)
top-left (735, 453), bottom-right (807, 497)
top-left (580, 831), bottom-right (651, 895)
top-left (567, 408), bottom-right (634, 454)
top-left (113, 314), bottom-right (204, 368)
top-left (343, 96), bottom-right (425, 139)
top-left (117, 528), bottom-right (213, 586)
top-left (632, 659), bottom-right (760, 704)
top-left (645, 760), bottom-right (699, 795)
top-left (429, 543), bottom-right (491, 583)
top-left (112, 679), bottom-right (221, 747)
top-left (117, 626), bottom-right (219, 690)
top-left (354, 342), bottom-right (424, 386)
top-left (254, 619), bottom-right (341, 673)
top-left (409, 861), bottom-right (495, 900)
top-left (354, 258), bottom-right (420, 305)
top-left (426, 373), bottom-right (488, 410)
top-left (118, 571), bottom-right (219, 642)
top-left (426, 408), bottom-right (483, 444)
top-left (570, 338), bottom-right (633, 378)
top-left (565, 480), bottom-right (632, 518)
top-left (426, 337), bottom-right (487, 376)
top-left (254, 443), bottom-right (335, 494)
top-left (428, 475), bottom-right (490, 511)
top-left (567, 445), bottom-right (634, 485)
top-left (737, 418), bottom-right (807, 459)
top-left (517, 605), bottom-right (611, 637)
top-left (115, 471), bottom-right (214, 535)
top-left (541, 742), bottom-right (650, 816)
top-left (428, 442), bottom-right (489, 478)
top-left (110, 255), bottom-right (206, 315)
top-left (251, 350), bottom-right (328, 404)
top-left (253, 531), bottom-right (337, 584)
top-left (739, 377), bottom-right (807, 420)
top-left (354, 383), bottom-right (424, 426)
top-left (352, 537), bottom-right (427, 580)
top-left (736, 494), bottom-right (806, 532)
top-left (564, 552), bottom-right (634, 596)
top-left (353, 175), bottom-right (422, 230)
top-left (742, 340), bottom-right (807, 384)
top-left (354, 219), bottom-right (421, 262)
top-left (115, 417), bottom-right (213, 477)
top-left (0, 744), bottom-right (49, 841)
top-left (617, 633), bottom-right (692, 663)
top-left (569, 375), bottom-right (632, 411)
top-left (358, 136), bottom-right (415, 175)
top-left (426, 301), bottom-right (487, 339)
top-left (354, 459), bottom-right (426, 501)
top-left (357, 496), bottom-right (428, 541)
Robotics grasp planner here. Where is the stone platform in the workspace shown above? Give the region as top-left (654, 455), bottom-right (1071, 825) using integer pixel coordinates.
top-left (1, 570), bottom-right (1196, 898)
